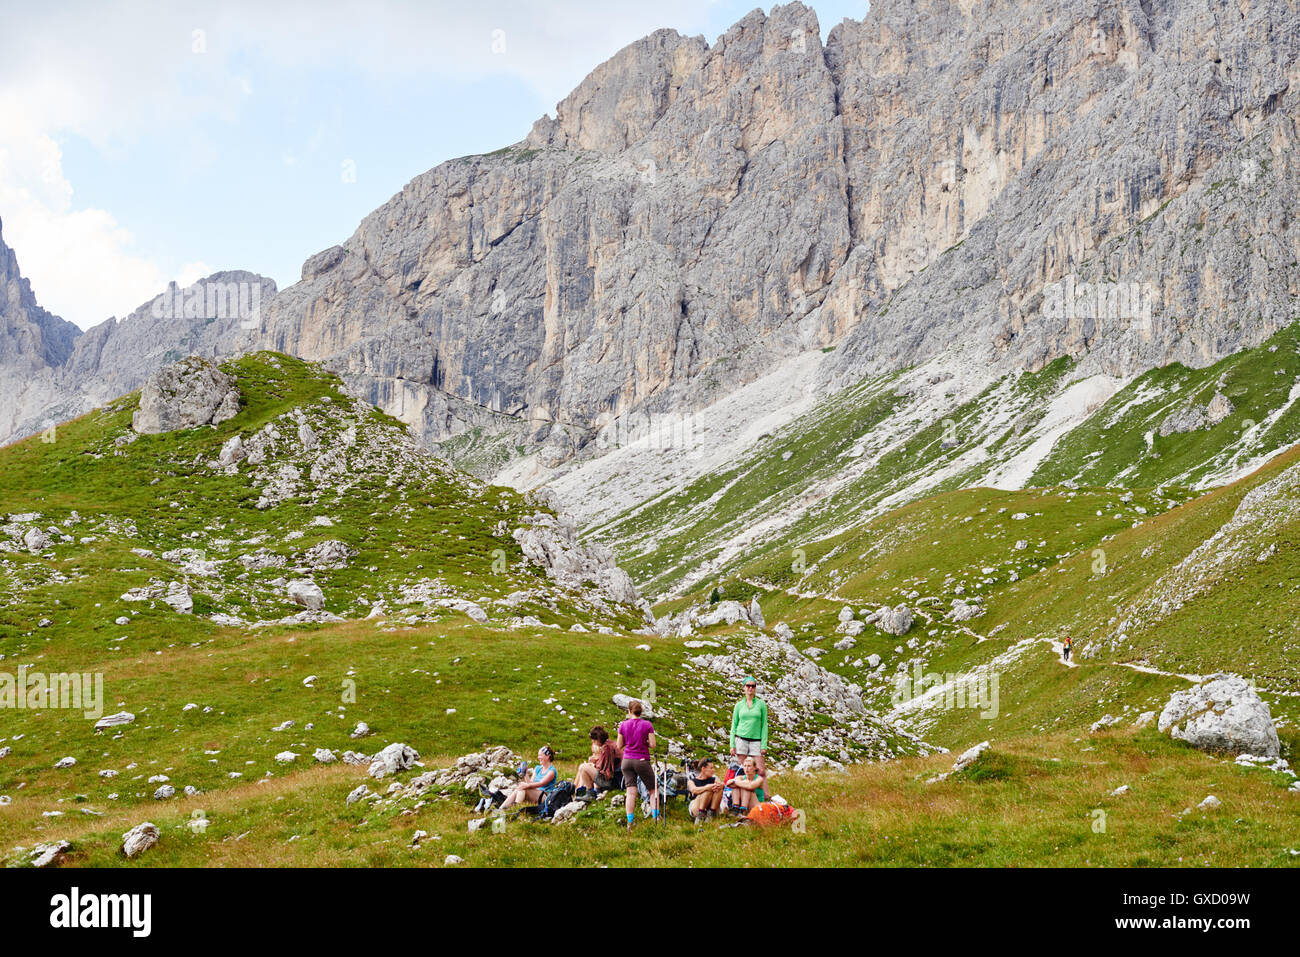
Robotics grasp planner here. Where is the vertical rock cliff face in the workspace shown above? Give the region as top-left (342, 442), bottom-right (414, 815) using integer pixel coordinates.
top-left (253, 0), bottom-right (1300, 462)
top-left (817, 0), bottom-right (1300, 390)
top-left (260, 4), bottom-right (852, 460)
top-left (4, 0), bottom-right (1299, 461)
top-left (0, 217), bottom-right (83, 442)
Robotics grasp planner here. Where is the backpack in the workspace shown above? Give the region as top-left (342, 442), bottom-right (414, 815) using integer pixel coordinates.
top-left (537, 781), bottom-right (574, 819)
top-left (747, 802), bottom-right (796, 826)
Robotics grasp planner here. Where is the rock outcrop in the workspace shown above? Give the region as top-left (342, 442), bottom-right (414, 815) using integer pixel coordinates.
top-left (1158, 673), bottom-right (1280, 758)
top-left (513, 510), bottom-right (644, 610)
top-left (1158, 393), bottom-right (1236, 436)
top-left (132, 357), bottom-right (241, 434)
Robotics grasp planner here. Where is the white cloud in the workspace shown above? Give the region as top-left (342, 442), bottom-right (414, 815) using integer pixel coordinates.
top-left (0, 122), bottom-right (185, 327)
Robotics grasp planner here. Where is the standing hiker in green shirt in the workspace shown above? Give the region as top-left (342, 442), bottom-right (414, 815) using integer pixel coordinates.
top-left (730, 676), bottom-right (769, 787)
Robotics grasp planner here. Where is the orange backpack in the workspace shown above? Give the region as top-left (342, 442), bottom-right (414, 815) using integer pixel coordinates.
top-left (747, 801), bottom-right (796, 826)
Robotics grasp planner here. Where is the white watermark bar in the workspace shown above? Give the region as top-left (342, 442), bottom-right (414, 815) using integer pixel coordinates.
top-left (150, 280), bottom-right (265, 330)
top-left (0, 667), bottom-right (104, 720)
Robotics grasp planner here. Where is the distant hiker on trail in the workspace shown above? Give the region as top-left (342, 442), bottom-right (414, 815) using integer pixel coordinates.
top-left (616, 700), bottom-right (658, 827)
top-left (727, 755), bottom-right (766, 814)
top-left (500, 746), bottom-right (559, 811)
top-left (730, 676), bottom-right (769, 785)
top-left (573, 725), bottom-right (619, 803)
top-left (687, 757), bottom-right (724, 822)
top-left (1062, 636), bottom-right (1072, 662)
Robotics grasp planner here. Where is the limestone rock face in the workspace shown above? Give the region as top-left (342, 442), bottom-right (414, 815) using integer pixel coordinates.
top-left (250, 0), bottom-right (1300, 463)
top-left (819, 0), bottom-right (1300, 392)
top-left (132, 357), bottom-right (241, 434)
top-left (255, 2), bottom-right (847, 454)
top-left (0, 216), bottom-right (82, 445)
top-left (1158, 673), bottom-right (1280, 757)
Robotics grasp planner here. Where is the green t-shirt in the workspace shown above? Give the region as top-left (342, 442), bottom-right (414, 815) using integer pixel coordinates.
top-left (731, 696), bottom-right (768, 749)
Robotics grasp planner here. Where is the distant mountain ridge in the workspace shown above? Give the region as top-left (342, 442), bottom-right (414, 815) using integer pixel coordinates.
top-left (0, 215), bottom-right (277, 445)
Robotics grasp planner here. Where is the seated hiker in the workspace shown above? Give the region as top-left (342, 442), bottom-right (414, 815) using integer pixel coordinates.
top-left (500, 746), bottom-right (560, 810)
top-left (727, 755), bottom-right (766, 814)
top-left (574, 725), bottom-right (618, 802)
top-left (687, 757), bottom-right (724, 821)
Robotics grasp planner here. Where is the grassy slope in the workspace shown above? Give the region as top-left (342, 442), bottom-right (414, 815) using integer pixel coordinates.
top-left (1032, 324), bottom-right (1300, 488)
top-left (17, 730), bottom-right (1299, 868)
top-left (591, 328), bottom-right (1300, 601)
top-left (691, 446), bottom-right (1300, 752)
top-left (4, 353), bottom-right (1299, 868)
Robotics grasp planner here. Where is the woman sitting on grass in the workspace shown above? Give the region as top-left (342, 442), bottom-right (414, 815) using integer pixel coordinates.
top-left (500, 746), bottom-right (560, 811)
top-left (687, 757), bottom-right (724, 822)
top-left (573, 725), bottom-right (619, 802)
top-left (727, 755), bottom-right (766, 814)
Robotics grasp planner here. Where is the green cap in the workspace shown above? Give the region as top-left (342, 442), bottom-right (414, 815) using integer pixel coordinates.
top-left (742, 676), bottom-right (757, 686)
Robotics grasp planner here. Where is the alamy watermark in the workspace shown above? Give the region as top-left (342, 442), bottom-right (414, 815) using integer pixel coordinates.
top-left (593, 411), bottom-right (697, 452)
top-left (1041, 274), bottom-right (1156, 330)
top-left (150, 279), bottom-right (266, 330)
top-left (0, 667), bottom-right (104, 720)
top-left (891, 663), bottom-right (999, 719)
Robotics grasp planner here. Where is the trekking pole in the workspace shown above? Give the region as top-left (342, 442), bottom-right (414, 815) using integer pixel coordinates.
top-left (653, 727), bottom-right (665, 826)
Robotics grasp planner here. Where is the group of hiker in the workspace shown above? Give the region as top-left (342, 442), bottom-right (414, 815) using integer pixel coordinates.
top-left (482, 676), bottom-right (784, 827)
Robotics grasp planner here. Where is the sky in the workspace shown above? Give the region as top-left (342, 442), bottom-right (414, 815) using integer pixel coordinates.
top-left (0, 0), bottom-right (871, 330)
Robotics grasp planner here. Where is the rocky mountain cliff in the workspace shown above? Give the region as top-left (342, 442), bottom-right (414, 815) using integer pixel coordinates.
top-left (254, 0), bottom-right (1300, 465)
top-left (0, 217), bottom-right (84, 444)
top-left (4, 0), bottom-right (1298, 469)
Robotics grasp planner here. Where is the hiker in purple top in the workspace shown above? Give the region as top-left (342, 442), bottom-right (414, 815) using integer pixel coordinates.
top-left (615, 699), bottom-right (657, 826)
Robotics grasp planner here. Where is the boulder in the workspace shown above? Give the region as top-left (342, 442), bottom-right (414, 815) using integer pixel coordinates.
top-left (94, 711), bottom-right (135, 732)
top-left (217, 434), bottom-right (245, 467)
top-left (368, 743), bottom-right (420, 779)
top-left (287, 579), bottom-right (325, 611)
top-left (697, 600), bottom-right (749, 627)
top-left (612, 693), bottom-right (655, 718)
top-left (952, 740), bottom-right (990, 772)
top-left (23, 527), bottom-right (50, 554)
top-left (875, 605), bottom-right (913, 636)
top-left (122, 822), bottom-right (160, 858)
top-left (302, 539), bottom-right (354, 570)
top-left (792, 755), bottom-right (847, 774)
top-left (163, 581), bottom-right (193, 615)
top-left (133, 356), bottom-right (241, 434)
top-left (1158, 673), bottom-right (1279, 757)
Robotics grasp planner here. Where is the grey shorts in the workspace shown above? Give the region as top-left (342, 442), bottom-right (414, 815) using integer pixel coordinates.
top-left (621, 758), bottom-right (655, 791)
top-left (734, 737), bottom-right (763, 757)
